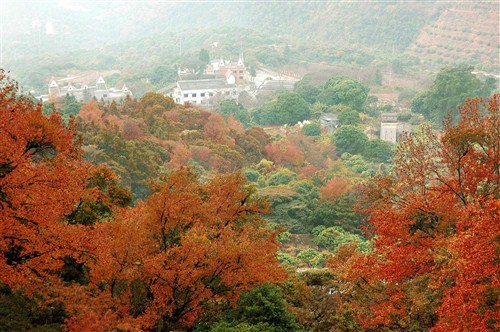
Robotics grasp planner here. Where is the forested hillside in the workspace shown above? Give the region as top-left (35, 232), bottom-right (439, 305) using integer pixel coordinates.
top-left (4, 1), bottom-right (498, 94)
top-left (1, 1), bottom-right (499, 330)
top-left (2, 58), bottom-right (498, 330)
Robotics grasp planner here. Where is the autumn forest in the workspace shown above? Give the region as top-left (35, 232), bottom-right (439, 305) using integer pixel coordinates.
top-left (1, 66), bottom-right (499, 331)
top-left (1, 1), bottom-right (500, 331)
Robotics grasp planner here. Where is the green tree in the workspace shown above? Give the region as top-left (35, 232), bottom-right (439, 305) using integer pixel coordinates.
top-left (149, 65), bottom-right (178, 86)
top-left (140, 92), bottom-right (175, 111)
top-left (82, 88), bottom-right (92, 103)
top-left (297, 249), bottom-right (326, 268)
top-left (283, 45), bottom-right (291, 63)
top-left (411, 65), bottom-right (495, 126)
top-left (331, 125), bottom-right (368, 155)
top-left (199, 48), bottom-right (210, 64)
top-left (363, 139), bottom-right (393, 163)
top-left (294, 78), bottom-right (320, 104)
top-left (313, 226), bottom-right (369, 252)
top-left (317, 77), bottom-right (368, 110)
top-left (215, 100), bottom-right (251, 127)
top-left (338, 107), bottom-right (361, 125)
top-left (243, 168), bottom-right (261, 182)
top-left (266, 168), bottom-right (297, 186)
top-left (252, 92), bottom-right (309, 125)
top-left (308, 195), bottom-right (362, 234)
top-left (374, 68), bottom-right (383, 85)
top-left (301, 122), bottom-right (321, 136)
top-left (223, 283), bottom-right (298, 332)
top-left (60, 94), bottom-right (81, 117)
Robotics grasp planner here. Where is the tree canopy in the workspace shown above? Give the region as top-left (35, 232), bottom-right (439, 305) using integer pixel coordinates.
top-left (0, 72), bottom-right (286, 331)
top-left (252, 92), bottom-right (310, 125)
top-left (330, 94), bottom-right (500, 331)
top-left (331, 125), bottom-right (369, 155)
top-left (411, 65), bottom-right (496, 126)
top-left (317, 77), bottom-right (369, 110)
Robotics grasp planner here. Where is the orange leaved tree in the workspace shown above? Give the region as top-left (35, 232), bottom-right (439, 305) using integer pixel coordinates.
top-left (0, 71), bottom-right (93, 297)
top-left (75, 168), bottom-right (286, 331)
top-left (330, 95), bottom-right (499, 331)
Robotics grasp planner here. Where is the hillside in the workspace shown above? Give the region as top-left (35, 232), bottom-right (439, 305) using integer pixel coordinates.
top-left (406, 2), bottom-right (499, 72)
top-left (3, 1), bottom-right (498, 95)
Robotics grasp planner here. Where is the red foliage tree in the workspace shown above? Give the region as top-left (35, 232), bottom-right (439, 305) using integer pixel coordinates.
top-left (203, 113), bottom-right (234, 146)
top-left (298, 164), bottom-right (322, 180)
top-left (78, 168), bottom-right (286, 330)
top-left (0, 71), bottom-right (92, 301)
top-left (331, 95), bottom-right (500, 331)
top-left (227, 113), bottom-right (245, 134)
top-left (319, 177), bottom-right (350, 202)
top-left (122, 119), bottom-right (144, 140)
top-left (265, 140), bottom-right (305, 167)
top-left (167, 142), bottom-right (192, 168)
top-left (78, 99), bottom-right (104, 127)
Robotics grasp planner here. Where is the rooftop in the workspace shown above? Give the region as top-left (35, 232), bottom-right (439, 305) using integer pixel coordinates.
top-left (258, 80), bottom-right (295, 91)
top-left (381, 112), bottom-right (398, 122)
top-left (178, 79), bottom-right (233, 91)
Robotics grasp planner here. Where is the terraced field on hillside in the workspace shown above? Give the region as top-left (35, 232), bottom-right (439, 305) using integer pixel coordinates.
top-left (406, 3), bottom-right (499, 72)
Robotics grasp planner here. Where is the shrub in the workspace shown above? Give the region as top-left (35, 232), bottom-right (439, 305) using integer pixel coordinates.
top-left (301, 123), bottom-right (321, 136)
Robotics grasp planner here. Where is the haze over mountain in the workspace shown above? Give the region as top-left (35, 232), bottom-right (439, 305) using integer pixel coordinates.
top-left (2, 1), bottom-right (500, 331)
top-left (3, 1), bottom-right (498, 93)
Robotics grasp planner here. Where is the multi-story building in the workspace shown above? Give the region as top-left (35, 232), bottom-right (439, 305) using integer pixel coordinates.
top-left (205, 55), bottom-right (246, 85)
top-left (171, 79), bottom-right (238, 106)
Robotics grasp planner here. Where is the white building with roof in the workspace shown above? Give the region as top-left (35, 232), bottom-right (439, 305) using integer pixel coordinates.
top-left (39, 76), bottom-right (132, 103)
top-left (171, 79), bottom-right (237, 106)
top-left (380, 112), bottom-right (398, 143)
top-left (380, 112), bottom-right (411, 143)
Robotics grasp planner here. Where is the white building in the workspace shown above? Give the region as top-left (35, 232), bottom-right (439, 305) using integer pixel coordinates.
top-left (380, 113), bottom-right (399, 143)
top-left (39, 76), bottom-right (132, 103)
top-left (171, 79), bottom-right (237, 106)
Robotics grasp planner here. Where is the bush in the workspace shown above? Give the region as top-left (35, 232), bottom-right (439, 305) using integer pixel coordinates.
top-left (277, 231), bottom-right (292, 244)
top-left (277, 253), bottom-right (297, 266)
top-left (301, 123), bottom-right (321, 136)
top-left (313, 226), bottom-right (368, 252)
top-left (244, 169), bottom-right (261, 182)
top-left (297, 249), bottom-right (326, 268)
top-left (267, 168), bottom-right (297, 186)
